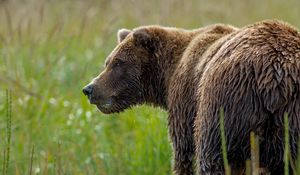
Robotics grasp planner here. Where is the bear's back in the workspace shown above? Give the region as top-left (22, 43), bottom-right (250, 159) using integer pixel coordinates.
top-left (198, 20), bottom-right (300, 112)
top-left (168, 24), bottom-right (238, 110)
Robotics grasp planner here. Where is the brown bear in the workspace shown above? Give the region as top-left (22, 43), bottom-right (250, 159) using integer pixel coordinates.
top-left (83, 20), bottom-right (300, 175)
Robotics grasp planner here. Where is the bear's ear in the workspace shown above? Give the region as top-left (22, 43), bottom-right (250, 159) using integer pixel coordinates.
top-left (133, 29), bottom-right (155, 51)
top-left (118, 29), bottom-right (131, 43)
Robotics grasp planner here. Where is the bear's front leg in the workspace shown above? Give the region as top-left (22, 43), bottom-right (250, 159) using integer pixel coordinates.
top-left (168, 114), bottom-right (195, 175)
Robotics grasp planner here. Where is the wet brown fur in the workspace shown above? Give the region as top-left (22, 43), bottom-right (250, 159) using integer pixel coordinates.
top-left (194, 20), bottom-right (300, 175)
top-left (84, 20), bottom-right (300, 175)
top-left (168, 24), bottom-right (237, 174)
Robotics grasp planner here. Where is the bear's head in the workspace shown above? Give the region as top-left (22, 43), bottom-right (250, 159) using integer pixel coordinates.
top-left (83, 27), bottom-right (158, 114)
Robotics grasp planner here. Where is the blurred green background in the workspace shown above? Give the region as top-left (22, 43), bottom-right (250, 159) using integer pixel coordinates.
top-left (0, 0), bottom-right (300, 174)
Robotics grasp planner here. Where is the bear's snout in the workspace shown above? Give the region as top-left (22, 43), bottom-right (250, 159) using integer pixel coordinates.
top-left (83, 82), bottom-right (115, 112)
top-left (82, 84), bottom-right (94, 100)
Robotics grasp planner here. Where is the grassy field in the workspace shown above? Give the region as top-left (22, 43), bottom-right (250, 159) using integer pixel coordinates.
top-left (0, 0), bottom-right (300, 174)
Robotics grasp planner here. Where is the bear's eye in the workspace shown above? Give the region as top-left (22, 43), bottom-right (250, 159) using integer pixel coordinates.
top-left (112, 60), bottom-right (124, 68)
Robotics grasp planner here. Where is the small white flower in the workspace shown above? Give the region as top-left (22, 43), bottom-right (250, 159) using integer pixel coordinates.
top-left (68, 114), bottom-right (75, 120)
top-left (76, 129), bottom-right (81, 134)
top-left (35, 167), bottom-right (40, 174)
top-left (80, 120), bottom-right (85, 127)
top-left (98, 153), bottom-right (105, 159)
top-left (76, 108), bottom-right (83, 116)
top-left (85, 111), bottom-right (92, 121)
top-left (67, 120), bottom-right (72, 126)
top-left (63, 100), bottom-right (70, 107)
top-left (18, 98), bottom-right (23, 105)
top-left (94, 124), bottom-right (102, 131)
top-left (85, 157), bottom-right (91, 164)
top-left (49, 98), bottom-right (57, 105)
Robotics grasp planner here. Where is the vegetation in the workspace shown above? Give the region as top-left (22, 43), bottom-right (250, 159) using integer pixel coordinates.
top-left (0, 0), bottom-right (300, 174)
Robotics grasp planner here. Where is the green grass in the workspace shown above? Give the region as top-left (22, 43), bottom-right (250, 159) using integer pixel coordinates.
top-left (219, 107), bottom-right (230, 175)
top-left (0, 0), bottom-right (300, 174)
top-left (284, 113), bottom-right (290, 175)
top-left (2, 89), bottom-right (11, 175)
top-left (250, 132), bottom-right (260, 175)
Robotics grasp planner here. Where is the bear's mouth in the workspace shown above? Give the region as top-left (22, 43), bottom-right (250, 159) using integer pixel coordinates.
top-left (96, 103), bottom-right (126, 114)
top-left (96, 104), bottom-right (113, 114)
top-left (95, 96), bottom-right (133, 114)
top-left (93, 98), bottom-right (114, 113)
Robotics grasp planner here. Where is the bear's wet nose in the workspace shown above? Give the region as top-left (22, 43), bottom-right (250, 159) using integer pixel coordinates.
top-left (82, 84), bottom-right (94, 97)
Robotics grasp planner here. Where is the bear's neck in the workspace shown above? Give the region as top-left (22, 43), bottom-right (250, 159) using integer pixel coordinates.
top-left (142, 30), bottom-right (199, 109)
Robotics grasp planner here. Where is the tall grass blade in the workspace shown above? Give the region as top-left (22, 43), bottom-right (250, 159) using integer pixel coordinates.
top-left (5, 89), bottom-right (12, 175)
top-left (2, 149), bottom-right (6, 175)
top-left (219, 107), bottom-right (231, 175)
top-left (29, 145), bottom-right (34, 175)
top-left (296, 137), bottom-right (300, 175)
top-left (56, 141), bottom-right (62, 175)
top-left (284, 112), bottom-right (289, 175)
top-left (4, 7), bottom-right (13, 42)
top-left (245, 159), bottom-right (251, 175)
top-left (250, 132), bottom-right (259, 175)
top-left (289, 152), bottom-right (296, 173)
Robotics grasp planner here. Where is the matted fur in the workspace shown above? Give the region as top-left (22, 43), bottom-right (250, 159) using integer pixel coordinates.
top-left (194, 20), bottom-right (300, 174)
